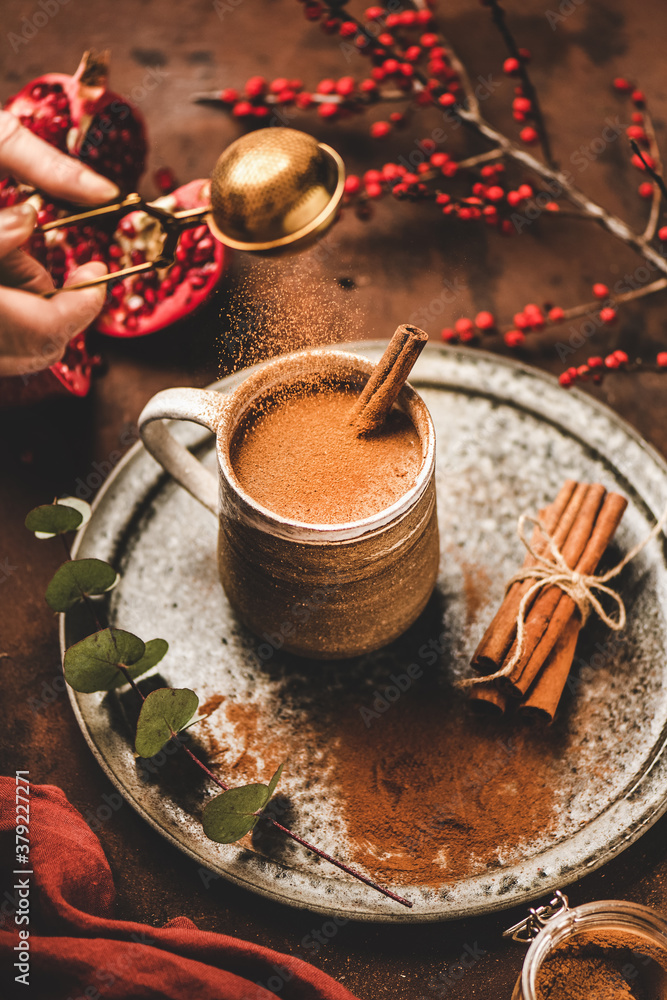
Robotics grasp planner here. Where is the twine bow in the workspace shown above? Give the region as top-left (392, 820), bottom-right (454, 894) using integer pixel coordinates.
top-left (460, 499), bottom-right (667, 689)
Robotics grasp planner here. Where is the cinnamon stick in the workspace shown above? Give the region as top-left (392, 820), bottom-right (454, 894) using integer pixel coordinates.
top-left (467, 680), bottom-right (509, 715)
top-left (351, 324), bottom-right (428, 435)
top-left (498, 483), bottom-right (607, 692)
top-left (471, 479), bottom-right (582, 674)
top-left (509, 491), bottom-right (628, 697)
top-left (517, 615), bottom-right (580, 723)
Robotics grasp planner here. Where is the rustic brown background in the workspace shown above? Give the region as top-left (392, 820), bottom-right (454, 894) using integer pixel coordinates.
top-left (3, 1), bottom-right (667, 997)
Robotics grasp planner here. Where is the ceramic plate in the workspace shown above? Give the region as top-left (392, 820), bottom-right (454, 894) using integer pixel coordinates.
top-left (62, 342), bottom-right (667, 922)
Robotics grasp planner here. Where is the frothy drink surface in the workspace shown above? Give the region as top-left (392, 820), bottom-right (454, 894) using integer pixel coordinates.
top-left (231, 385), bottom-right (421, 523)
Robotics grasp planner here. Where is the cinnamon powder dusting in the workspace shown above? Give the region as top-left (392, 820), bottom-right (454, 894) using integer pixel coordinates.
top-left (203, 681), bottom-right (560, 886)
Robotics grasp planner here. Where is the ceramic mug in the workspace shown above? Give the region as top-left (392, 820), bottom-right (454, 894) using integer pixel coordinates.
top-left (138, 348), bottom-right (439, 659)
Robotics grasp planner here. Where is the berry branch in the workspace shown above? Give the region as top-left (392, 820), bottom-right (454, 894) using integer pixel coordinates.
top-left (200, 0), bottom-right (667, 385)
top-left (28, 498), bottom-right (412, 909)
top-left (482, 0), bottom-right (555, 168)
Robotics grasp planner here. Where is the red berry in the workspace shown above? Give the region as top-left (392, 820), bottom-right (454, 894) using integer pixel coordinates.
top-left (420, 33), bottom-right (438, 47)
top-left (503, 57), bottom-right (520, 75)
top-left (588, 356), bottom-right (604, 368)
top-left (604, 353), bottom-right (620, 368)
top-left (548, 306), bottom-right (565, 323)
top-left (613, 77), bottom-right (632, 93)
top-left (441, 327), bottom-right (456, 342)
top-left (657, 352), bottom-right (667, 367)
top-left (577, 365), bottom-right (590, 378)
top-left (632, 153), bottom-right (655, 172)
top-left (442, 161), bottom-right (458, 177)
top-left (245, 76), bottom-right (267, 98)
top-left (405, 45), bottom-right (422, 61)
top-left (519, 126), bottom-right (539, 144)
top-left (517, 183), bottom-right (533, 199)
top-left (219, 87), bottom-right (239, 103)
top-left (592, 283), bottom-right (609, 298)
top-left (270, 77), bottom-right (289, 94)
top-left (318, 102), bottom-right (339, 118)
top-left (436, 193), bottom-right (451, 205)
top-left (360, 79), bottom-right (378, 94)
top-left (339, 21), bottom-right (358, 37)
top-left (296, 92), bottom-right (314, 109)
top-left (365, 6), bottom-right (384, 18)
top-left (631, 111), bottom-right (644, 124)
top-left (600, 307), bottom-right (617, 323)
top-left (632, 89), bottom-right (645, 105)
top-left (475, 310), bottom-right (495, 331)
top-left (232, 100), bottom-right (253, 117)
top-left (545, 202), bottom-right (560, 212)
top-left (455, 317), bottom-right (474, 336)
top-left (365, 182), bottom-right (383, 199)
top-left (399, 10), bottom-right (417, 26)
top-left (371, 67), bottom-right (387, 82)
top-left (513, 97), bottom-right (532, 114)
top-left (383, 58), bottom-right (400, 75)
top-left (304, 2), bottom-right (324, 20)
top-left (559, 372), bottom-right (574, 387)
top-left (506, 190), bottom-right (522, 207)
top-left (504, 329), bottom-right (525, 348)
top-left (513, 312), bottom-right (529, 330)
top-left (626, 125), bottom-right (647, 142)
top-left (344, 175), bottom-right (361, 196)
top-left (336, 76), bottom-right (356, 97)
top-left (658, 226), bottom-right (667, 242)
top-left (518, 48), bottom-right (531, 62)
top-left (639, 182), bottom-right (654, 199)
top-left (438, 92), bottom-right (456, 107)
top-left (370, 120), bottom-right (391, 138)
top-left (485, 185), bottom-right (505, 202)
top-left (613, 349), bottom-right (629, 364)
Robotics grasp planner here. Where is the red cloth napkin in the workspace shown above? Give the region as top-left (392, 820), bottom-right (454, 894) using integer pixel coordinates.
top-left (0, 777), bottom-right (359, 999)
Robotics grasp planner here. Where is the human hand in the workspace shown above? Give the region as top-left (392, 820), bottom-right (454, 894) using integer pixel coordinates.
top-left (0, 109), bottom-right (120, 378)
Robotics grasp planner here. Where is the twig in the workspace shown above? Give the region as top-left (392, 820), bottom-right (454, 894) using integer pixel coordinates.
top-left (484, 0), bottom-right (555, 168)
top-left (630, 138), bottom-right (667, 202)
top-left (640, 110), bottom-right (663, 240)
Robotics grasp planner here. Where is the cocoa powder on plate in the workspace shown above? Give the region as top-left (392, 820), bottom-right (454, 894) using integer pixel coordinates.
top-left (204, 682), bottom-right (560, 886)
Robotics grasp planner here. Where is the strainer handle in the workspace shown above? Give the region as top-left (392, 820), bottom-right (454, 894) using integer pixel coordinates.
top-left (138, 387), bottom-right (229, 515)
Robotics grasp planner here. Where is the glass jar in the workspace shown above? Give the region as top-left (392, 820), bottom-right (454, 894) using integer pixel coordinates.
top-left (506, 891), bottom-right (667, 999)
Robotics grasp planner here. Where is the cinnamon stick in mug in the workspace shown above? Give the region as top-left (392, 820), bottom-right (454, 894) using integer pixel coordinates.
top-left (471, 479), bottom-right (581, 674)
top-left (351, 324), bottom-right (428, 435)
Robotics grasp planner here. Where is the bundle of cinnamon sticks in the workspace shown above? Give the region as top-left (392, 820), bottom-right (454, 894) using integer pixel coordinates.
top-left (468, 480), bottom-right (628, 722)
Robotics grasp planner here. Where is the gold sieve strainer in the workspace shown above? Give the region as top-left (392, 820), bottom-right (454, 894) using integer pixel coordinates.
top-left (37, 128), bottom-right (345, 297)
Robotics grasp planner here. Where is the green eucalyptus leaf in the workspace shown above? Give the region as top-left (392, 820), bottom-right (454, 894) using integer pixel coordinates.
top-left (135, 687), bottom-right (199, 758)
top-left (25, 503), bottom-right (82, 537)
top-left (202, 784), bottom-right (271, 844)
top-left (128, 638), bottom-right (169, 677)
top-left (267, 762), bottom-right (284, 799)
top-left (63, 628), bottom-right (145, 693)
top-left (58, 497), bottom-right (92, 528)
top-left (45, 559), bottom-right (118, 612)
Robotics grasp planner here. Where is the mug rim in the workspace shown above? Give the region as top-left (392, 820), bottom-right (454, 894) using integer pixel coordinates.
top-left (214, 347), bottom-right (436, 542)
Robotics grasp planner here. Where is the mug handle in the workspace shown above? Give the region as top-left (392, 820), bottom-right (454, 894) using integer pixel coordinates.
top-left (138, 387), bottom-right (229, 515)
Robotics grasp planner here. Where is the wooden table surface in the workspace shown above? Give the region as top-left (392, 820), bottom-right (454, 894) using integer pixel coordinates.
top-left (3, 1), bottom-right (667, 997)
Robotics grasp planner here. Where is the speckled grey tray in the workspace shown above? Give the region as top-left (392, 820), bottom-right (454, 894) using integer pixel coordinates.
top-left (62, 342), bottom-right (667, 923)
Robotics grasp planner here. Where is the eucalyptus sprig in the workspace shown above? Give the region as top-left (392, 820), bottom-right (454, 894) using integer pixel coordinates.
top-left (27, 498), bottom-right (412, 907)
